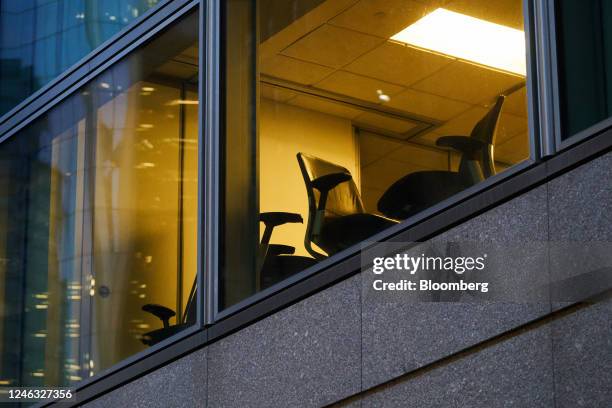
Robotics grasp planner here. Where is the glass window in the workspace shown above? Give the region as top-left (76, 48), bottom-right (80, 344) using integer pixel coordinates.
top-left (220, 0), bottom-right (531, 309)
top-left (556, 0), bottom-right (612, 139)
top-left (0, 9), bottom-right (199, 387)
top-left (0, 0), bottom-right (162, 117)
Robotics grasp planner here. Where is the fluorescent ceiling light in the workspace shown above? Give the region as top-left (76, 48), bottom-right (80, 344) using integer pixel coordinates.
top-left (391, 8), bottom-right (526, 76)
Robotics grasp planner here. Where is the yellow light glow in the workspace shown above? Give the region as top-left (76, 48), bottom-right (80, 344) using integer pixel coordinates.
top-left (167, 99), bottom-right (199, 106)
top-left (391, 8), bottom-right (526, 76)
top-left (135, 162), bottom-right (156, 169)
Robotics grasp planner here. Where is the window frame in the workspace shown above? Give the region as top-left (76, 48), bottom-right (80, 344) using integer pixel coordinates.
top-left (210, 0), bottom-right (544, 320)
top-left (0, 0), bottom-right (206, 401)
top-left (548, 0), bottom-right (612, 151)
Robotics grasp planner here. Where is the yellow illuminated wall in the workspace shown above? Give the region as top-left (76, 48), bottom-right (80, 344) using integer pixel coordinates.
top-left (259, 98), bottom-right (360, 257)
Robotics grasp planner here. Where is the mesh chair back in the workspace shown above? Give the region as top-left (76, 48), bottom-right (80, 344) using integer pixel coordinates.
top-left (297, 153), bottom-right (364, 257)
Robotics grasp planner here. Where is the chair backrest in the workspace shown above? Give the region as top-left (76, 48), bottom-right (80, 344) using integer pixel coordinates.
top-left (297, 153), bottom-right (364, 259)
top-left (460, 95), bottom-right (505, 181)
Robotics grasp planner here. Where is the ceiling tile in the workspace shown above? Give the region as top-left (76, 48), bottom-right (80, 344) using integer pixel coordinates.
top-left (412, 60), bottom-right (525, 104)
top-left (496, 112), bottom-right (528, 144)
top-left (281, 24), bottom-right (384, 69)
top-left (495, 132), bottom-right (529, 164)
top-left (503, 86), bottom-right (528, 117)
top-left (288, 94), bottom-right (363, 119)
top-left (260, 84), bottom-right (298, 103)
top-left (434, 105), bottom-right (488, 136)
top-left (354, 111), bottom-right (418, 135)
top-left (330, 0), bottom-right (437, 38)
top-left (387, 88), bottom-right (471, 120)
top-left (445, 0), bottom-right (525, 30)
top-left (359, 130), bottom-right (404, 166)
top-left (414, 129), bottom-right (444, 146)
top-left (417, 108), bottom-right (527, 158)
top-left (385, 143), bottom-right (449, 170)
top-left (315, 70), bottom-right (404, 103)
top-left (261, 55), bottom-right (335, 85)
top-left (345, 42), bottom-right (454, 87)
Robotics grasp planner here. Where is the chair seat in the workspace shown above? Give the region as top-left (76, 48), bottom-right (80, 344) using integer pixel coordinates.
top-left (141, 322), bottom-right (191, 346)
top-left (378, 171), bottom-right (470, 220)
top-left (318, 213), bottom-right (397, 254)
top-left (261, 255), bottom-right (318, 289)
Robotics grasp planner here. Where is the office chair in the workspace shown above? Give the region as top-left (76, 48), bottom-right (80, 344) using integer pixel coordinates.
top-left (297, 153), bottom-right (397, 259)
top-left (377, 95), bottom-right (506, 220)
top-left (258, 212), bottom-right (318, 289)
top-left (141, 281), bottom-right (196, 346)
top-left (142, 213), bottom-right (316, 343)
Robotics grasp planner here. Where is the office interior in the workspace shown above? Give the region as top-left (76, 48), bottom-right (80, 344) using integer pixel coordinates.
top-left (222, 0), bottom-right (530, 307)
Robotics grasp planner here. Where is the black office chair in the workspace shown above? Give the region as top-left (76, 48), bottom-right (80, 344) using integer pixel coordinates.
top-left (258, 212), bottom-right (318, 289)
top-left (297, 153), bottom-right (397, 258)
top-left (141, 281), bottom-right (196, 346)
top-left (141, 213), bottom-right (315, 342)
top-left (377, 95), bottom-right (506, 220)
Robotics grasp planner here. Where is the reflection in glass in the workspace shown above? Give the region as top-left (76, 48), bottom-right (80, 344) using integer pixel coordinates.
top-left (557, 0), bottom-right (612, 138)
top-left (0, 0), bottom-right (163, 117)
top-left (0, 10), bottom-right (199, 387)
top-left (221, 0), bottom-right (531, 309)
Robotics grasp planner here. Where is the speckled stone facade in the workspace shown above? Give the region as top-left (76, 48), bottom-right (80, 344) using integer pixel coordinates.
top-left (84, 151), bottom-right (612, 408)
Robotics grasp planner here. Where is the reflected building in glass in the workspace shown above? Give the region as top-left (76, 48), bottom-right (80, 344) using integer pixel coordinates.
top-left (0, 9), bottom-right (198, 387)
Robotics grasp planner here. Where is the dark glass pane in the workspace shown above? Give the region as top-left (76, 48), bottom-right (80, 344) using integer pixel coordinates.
top-left (220, 0), bottom-right (531, 310)
top-left (0, 9), bottom-right (199, 388)
top-left (557, 0), bottom-right (612, 138)
top-left (0, 0), bottom-right (162, 117)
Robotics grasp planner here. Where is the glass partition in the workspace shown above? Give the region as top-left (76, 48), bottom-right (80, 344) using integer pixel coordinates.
top-left (0, 0), bottom-right (162, 117)
top-left (0, 9), bottom-right (199, 387)
top-left (220, 0), bottom-right (531, 310)
top-left (556, 0), bottom-right (612, 139)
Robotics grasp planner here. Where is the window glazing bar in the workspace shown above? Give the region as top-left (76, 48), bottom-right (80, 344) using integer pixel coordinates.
top-left (533, 0), bottom-right (561, 156)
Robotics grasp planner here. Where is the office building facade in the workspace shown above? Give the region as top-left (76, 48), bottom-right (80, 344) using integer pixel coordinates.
top-left (0, 0), bottom-right (610, 406)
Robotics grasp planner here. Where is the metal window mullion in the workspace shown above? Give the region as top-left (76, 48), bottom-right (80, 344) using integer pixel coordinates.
top-left (532, 0), bottom-right (561, 156)
top-left (203, 0), bottom-right (221, 326)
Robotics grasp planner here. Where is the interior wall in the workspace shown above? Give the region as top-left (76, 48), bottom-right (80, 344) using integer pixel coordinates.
top-left (259, 98), bottom-right (359, 257)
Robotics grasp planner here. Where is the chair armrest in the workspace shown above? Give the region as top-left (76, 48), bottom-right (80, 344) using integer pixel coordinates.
top-left (259, 212), bottom-right (303, 228)
top-left (142, 304), bottom-right (175, 328)
top-left (311, 172), bottom-right (351, 193)
top-left (436, 136), bottom-right (487, 154)
top-left (268, 244), bottom-right (296, 257)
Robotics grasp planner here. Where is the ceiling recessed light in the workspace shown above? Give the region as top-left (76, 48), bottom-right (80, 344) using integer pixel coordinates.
top-left (141, 86), bottom-right (155, 92)
top-left (376, 89), bottom-right (391, 102)
top-left (391, 8), bottom-right (526, 76)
